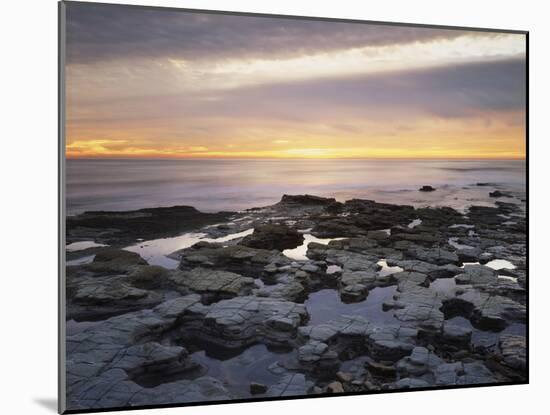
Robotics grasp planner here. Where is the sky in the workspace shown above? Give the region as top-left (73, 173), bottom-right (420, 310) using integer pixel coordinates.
top-left (65, 3), bottom-right (527, 159)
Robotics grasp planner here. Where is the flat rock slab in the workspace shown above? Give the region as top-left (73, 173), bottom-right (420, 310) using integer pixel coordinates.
top-left (199, 296), bottom-right (309, 348)
top-left (499, 335), bottom-right (526, 371)
top-left (168, 267), bottom-right (255, 298)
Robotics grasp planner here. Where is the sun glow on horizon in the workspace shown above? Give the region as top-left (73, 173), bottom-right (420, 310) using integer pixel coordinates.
top-left (65, 10), bottom-right (526, 162)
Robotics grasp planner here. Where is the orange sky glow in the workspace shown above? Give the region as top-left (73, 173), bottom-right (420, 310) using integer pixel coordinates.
top-left (65, 6), bottom-right (527, 160)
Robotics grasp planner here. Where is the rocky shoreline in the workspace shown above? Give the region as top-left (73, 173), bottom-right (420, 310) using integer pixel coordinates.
top-left (65, 187), bottom-right (527, 410)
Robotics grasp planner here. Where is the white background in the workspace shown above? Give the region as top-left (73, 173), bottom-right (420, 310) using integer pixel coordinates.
top-left (0, 0), bottom-right (545, 413)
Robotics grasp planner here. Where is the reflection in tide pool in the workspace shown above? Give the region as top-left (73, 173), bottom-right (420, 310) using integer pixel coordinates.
top-left (283, 234), bottom-right (346, 261)
top-left (486, 259), bottom-right (516, 270)
top-left (66, 254), bottom-right (95, 266)
top-left (189, 344), bottom-right (295, 397)
top-left (408, 219), bottom-right (422, 228)
top-left (305, 287), bottom-right (398, 326)
top-left (124, 229), bottom-right (254, 268)
top-left (66, 241), bottom-right (108, 252)
top-left (377, 259), bottom-right (403, 277)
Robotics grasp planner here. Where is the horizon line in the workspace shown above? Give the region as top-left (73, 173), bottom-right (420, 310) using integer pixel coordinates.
top-left (65, 156), bottom-right (526, 161)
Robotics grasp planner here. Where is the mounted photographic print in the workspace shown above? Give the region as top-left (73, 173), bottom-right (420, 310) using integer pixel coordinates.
top-left (59, 1), bottom-right (528, 413)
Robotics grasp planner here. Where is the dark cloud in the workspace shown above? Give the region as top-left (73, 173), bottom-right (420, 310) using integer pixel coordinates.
top-left (185, 57), bottom-right (527, 120)
top-left (69, 58), bottom-right (525, 126)
top-left (66, 2), bottom-right (492, 64)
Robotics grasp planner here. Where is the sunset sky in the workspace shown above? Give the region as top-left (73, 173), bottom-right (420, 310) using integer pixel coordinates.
top-left (65, 3), bottom-right (527, 159)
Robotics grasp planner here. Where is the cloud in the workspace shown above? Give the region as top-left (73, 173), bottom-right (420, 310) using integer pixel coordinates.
top-left (65, 2), bottom-right (500, 64)
top-left (66, 57), bottom-right (525, 160)
top-left (79, 57), bottom-right (524, 123)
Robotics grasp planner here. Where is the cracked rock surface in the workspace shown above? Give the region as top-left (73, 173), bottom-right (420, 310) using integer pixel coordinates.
top-left (65, 190), bottom-right (527, 410)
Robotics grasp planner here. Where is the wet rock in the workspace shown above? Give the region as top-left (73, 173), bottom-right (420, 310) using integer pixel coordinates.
top-left (197, 296), bottom-right (308, 349)
top-left (367, 230), bottom-right (391, 241)
top-left (175, 242), bottom-right (290, 277)
top-left (395, 378), bottom-right (430, 388)
top-left (391, 233), bottom-right (442, 246)
top-left (65, 190), bottom-right (526, 404)
top-left (68, 275), bottom-right (163, 320)
top-left (280, 194), bottom-right (336, 206)
top-left (367, 325), bottom-right (418, 358)
top-left (266, 281), bottom-right (307, 302)
top-left (267, 374), bottom-right (312, 397)
top-left (129, 377), bottom-right (231, 407)
top-left (384, 286), bottom-right (445, 332)
top-left (407, 247), bottom-right (459, 265)
top-left (66, 296), bottom-right (209, 409)
top-left (240, 224), bottom-right (304, 251)
top-left (340, 283), bottom-right (369, 303)
top-left (326, 381), bottom-right (344, 393)
top-left (478, 252), bottom-right (495, 265)
top-left (168, 267), bottom-right (255, 300)
top-left (298, 341), bottom-right (329, 363)
top-left (336, 371), bottom-right (353, 383)
top-left (433, 362), bottom-right (462, 385)
top-left (428, 264), bottom-right (463, 280)
top-left (84, 248), bottom-right (147, 274)
top-left (391, 260), bottom-right (439, 275)
top-left (458, 362), bottom-right (496, 384)
top-left (489, 191), bottom-right (505, 198)
top-left (250, 382), bottom-right (268, 394)
top-left (128, 265), bottom-right (169, 289)
top-left (499, 335), bottom-right (526, 371)
top-left (311, 199), bottom-right (416, 237)
top-left (329, 237), bottom-right (378, 253)
top-left (456, 247), bottom-right (483, 263)
top-left (67, 206), bottom-right (233, 246)
top-left (441, 323), bottom-right (472, 348)
top-left (113, 342), bottom-right (196, 378)
top-left (365, 360), bottom-right (397, 378)
top-left (455, 264), bottom-right (498, 285)
top-left (396, 347), bottom-right (443, 376)
top-left (419, 186), bottom-right (436, 192)
top-left (441, 288), bottom-right (526, 330)
top-left (393, 271), bottom-right (430, 292)
top-left (73, 277), bottom-right (150, 303)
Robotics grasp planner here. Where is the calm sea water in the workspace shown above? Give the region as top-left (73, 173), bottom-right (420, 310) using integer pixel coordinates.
top-left (66, 159), bottom-right (526, 215)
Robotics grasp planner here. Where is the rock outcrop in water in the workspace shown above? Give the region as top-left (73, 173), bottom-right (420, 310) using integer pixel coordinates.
top-left (67, 206), bottom-right (233, 246)
top-left (65, 187), bottom-right (527, 410)
top-left (240, 224), bottom-right (304, 251)
top-left (419, 185), bottom-right (436, 192)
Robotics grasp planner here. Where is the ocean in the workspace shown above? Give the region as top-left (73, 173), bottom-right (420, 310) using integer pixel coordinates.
top-left (66, 158), bottom-right (526, 215)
